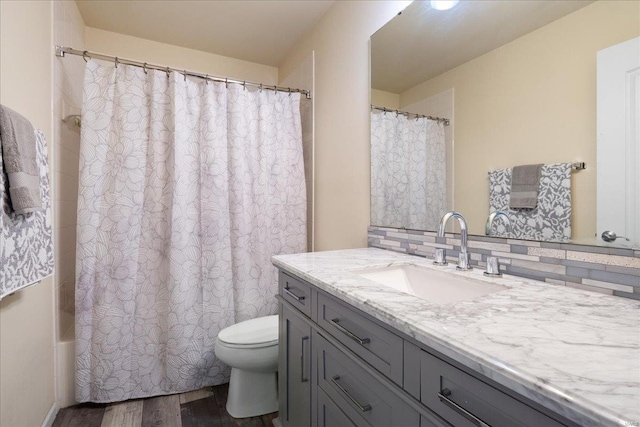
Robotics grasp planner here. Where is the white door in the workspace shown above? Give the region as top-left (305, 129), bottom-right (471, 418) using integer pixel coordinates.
top-left (597, 36), bottom-right (640, 246)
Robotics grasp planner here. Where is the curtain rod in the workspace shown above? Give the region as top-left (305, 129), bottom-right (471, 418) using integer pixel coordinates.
top-left (55, 46), bottom-right (312, 100)
top-left (371, 104), bottom-right (450, 126)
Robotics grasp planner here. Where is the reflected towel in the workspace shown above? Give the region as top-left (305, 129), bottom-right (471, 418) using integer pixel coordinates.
top-left (509, 163), bottom-right (543, 209)
top-left (0, 104), bottom-right (42, 214)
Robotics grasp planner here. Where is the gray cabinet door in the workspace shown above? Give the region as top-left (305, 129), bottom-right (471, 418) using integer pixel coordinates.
top-left (280, 303), bottom-right (312, 427)
top-left (318, 388), bottom-right (357, 427)
top-left (420, 350), bottom-right (565, 427)
top-left (280, 271), bottom-right (313, 318)
top-left (317, 333), bottom-right (420, 427)
top-left (317, 293), bottom-right (404, 386)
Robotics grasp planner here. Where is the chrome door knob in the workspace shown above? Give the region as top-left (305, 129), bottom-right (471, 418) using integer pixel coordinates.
top-left (601, 230), bottom-right (630, 242)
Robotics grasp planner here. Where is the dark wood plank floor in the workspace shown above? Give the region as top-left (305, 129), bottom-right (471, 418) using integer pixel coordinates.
top-left (52, 383), bottom-right (278, 427)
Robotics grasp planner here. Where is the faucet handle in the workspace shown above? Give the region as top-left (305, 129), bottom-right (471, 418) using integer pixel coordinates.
top-left (457, 252), bottom-right (472, 270)
top-left (433, 248), bottom-right (448, 266)
top-left (483, 256), bottom-right (502, 277)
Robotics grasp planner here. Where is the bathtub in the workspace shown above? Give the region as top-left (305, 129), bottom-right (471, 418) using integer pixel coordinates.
top-left (56, 325), bottom-right (76, 408)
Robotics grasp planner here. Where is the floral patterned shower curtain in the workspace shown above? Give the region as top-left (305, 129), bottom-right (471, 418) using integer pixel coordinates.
top-left (370, 111), bottom-right (446, 230)
top-left (75, 60), bottom-right (306, 403)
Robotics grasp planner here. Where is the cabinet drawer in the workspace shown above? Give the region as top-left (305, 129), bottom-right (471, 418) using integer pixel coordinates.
top-left (317, 293), bottom-right (403, 385)
top-left (317, 333), bottom-right (420, 427)
top-left (280, 271), bottom-right (312, 317)
top-left (318, 388), bottom-right (357, 427)
top-left (421, 351), bottom-right (565, 427)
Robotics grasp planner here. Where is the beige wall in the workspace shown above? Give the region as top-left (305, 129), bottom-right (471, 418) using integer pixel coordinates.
top-left (371, 89), bottom-right (399, 109)
top-left (0, 1), bottom-right (56, 426)
top-left (279, 1), bottom-right (411, 251)
top-left (399, 1), bottom-right (640, 236)
top-left (85, 27), bottom-right (279, 85)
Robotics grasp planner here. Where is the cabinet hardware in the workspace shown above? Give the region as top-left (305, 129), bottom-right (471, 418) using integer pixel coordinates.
top-left (301, 336), bottom-right (309, 383)
top-left (331, 375), bottom-right (372, 412)
top-left (437, 388), bottom-right (491, 427)
top-left (330, 318), bottom-right (370, 345)
top-left (284, 285), bottom-right (305, 302)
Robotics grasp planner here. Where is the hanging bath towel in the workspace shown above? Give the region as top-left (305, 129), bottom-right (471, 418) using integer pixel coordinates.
top-left (488, 163), bottom-right (572, 241)
top-left (0, 130), bottom-right (54, 300)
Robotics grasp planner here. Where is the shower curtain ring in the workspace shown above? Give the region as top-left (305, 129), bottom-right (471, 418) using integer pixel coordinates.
top-left (143, 63), bottom-right (148, 74)
top-left (82, 51), bottom-right (90, 62)
top-left (114, 57), bottom-right (119, 68)
top-left (184, 71), bottom-right (187, 82)
top-left (225, 78), bottom-right (228, 88)
top-left (288, 87), bottom-right (291, 96)
top-left (259, 83), bottom-right (263, 93)
top-left (273, 85), bottom-right (278, 93)
top-left (166, 67), bottom-right (170, 78)
top-left (205, 74), bottom-right (209, 85)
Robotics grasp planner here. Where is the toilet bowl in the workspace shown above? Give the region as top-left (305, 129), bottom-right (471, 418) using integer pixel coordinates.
top-left (215, 315), bottom-right (279, 418)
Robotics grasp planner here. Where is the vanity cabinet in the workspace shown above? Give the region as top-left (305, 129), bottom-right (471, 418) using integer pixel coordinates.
top-left (277, 269), bottom-right (576, 427)
top-left (279, 302), bottom-right (312, 427)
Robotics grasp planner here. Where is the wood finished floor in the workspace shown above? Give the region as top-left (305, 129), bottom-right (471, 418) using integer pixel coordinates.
top-left (52, 383), bottom-right (277, 427)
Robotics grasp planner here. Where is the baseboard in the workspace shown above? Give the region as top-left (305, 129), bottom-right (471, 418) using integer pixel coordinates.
top-left (41, 402), bottom-right (59, 427)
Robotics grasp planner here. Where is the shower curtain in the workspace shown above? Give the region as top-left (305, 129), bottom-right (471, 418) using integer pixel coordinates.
top-left (370, 111), bottom-right (446, 230)
top-left (75, 60), bottom-right (306, 403)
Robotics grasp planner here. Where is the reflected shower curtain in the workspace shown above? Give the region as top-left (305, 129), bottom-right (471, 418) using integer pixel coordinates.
top-left (75, 60), bottom-right (306, 403)
top-left (370, 112), bottom-right (446, 230)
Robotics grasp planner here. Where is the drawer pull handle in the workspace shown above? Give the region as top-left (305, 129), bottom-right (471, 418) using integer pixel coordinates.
top-left (331, 375), bottom-right (371, 412)
top-left (301, 336), bottom-right (309, 383)
top-left (437, 388), bottom-right (491, 427)
top-left (284, 286), bottom-right (305, 302)
top-left (330, 318), bottom-right (370, 345)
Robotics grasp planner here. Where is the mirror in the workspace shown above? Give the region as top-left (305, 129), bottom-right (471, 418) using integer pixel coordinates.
top-left (370, 0), bottom-right (640, 247)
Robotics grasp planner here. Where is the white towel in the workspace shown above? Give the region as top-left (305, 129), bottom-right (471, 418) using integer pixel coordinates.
top-left (1, 130), bottom-right (54, 300)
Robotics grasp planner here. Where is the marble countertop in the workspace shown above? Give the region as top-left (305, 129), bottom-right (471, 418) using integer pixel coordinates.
top-left (272, 248), bottom-right (640, 427)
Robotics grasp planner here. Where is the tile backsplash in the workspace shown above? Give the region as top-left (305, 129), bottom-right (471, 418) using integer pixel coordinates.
top-left (368, 226), bottom-right (640, 300)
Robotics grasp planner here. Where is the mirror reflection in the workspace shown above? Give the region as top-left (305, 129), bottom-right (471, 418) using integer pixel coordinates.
top-left (370, 0), bottom-right (640, 247)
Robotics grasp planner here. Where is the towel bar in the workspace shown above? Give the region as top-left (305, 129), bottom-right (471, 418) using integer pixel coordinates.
top-left (487, 162), bottom-right (586, 175)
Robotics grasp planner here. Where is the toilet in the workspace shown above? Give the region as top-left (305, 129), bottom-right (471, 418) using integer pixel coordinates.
top-left (215, 315), bottom-right (279, 418)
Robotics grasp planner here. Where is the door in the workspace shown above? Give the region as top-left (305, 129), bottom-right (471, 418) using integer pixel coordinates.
top-left (280, 303), bottom-right (312, 427)
top-left (597, 36), bottom-right (640, 245)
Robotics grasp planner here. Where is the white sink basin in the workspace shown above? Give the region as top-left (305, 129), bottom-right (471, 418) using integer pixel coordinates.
top-left (355, 264), bottom-right (508, 305)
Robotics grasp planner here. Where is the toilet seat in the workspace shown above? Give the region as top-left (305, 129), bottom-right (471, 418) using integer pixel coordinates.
top-left (217, 314), bottom-right (278, 348)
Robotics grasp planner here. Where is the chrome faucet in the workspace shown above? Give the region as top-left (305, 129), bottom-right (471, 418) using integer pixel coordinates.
top-left (485, 211), bottom-right (510, 236)
top-left (433, 211), bottom-right (472, 270)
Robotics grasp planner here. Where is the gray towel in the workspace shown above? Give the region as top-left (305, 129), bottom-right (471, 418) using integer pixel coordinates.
top-left (0, 105), bottom-right (42, 214)
top-left (509, 164), bottom-right (543, 209)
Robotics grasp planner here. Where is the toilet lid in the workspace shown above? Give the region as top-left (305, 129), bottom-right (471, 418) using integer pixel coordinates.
top-left (218, 315), bottom-right (279, 346)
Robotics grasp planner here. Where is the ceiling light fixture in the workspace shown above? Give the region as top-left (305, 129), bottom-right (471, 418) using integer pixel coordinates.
top-left (430, 0), bottom-right (459, 11)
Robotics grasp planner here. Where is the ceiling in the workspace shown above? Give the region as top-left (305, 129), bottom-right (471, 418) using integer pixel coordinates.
top-left (372, 0), bottom-right (593, 94)
top-left (75, 1), bottom-right (335, 67)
